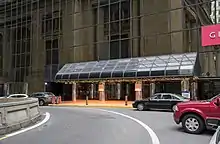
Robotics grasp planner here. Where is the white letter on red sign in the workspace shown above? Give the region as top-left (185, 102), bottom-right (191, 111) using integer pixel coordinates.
top-left (209, 32), bottom-right (216, 39)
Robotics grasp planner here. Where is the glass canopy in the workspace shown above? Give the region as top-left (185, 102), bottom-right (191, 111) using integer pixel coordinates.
top-left (55, 52), bottom-right (198, 81)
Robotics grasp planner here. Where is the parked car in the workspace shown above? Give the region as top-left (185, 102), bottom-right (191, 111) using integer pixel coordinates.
top-left (173, 95), bottom-right (220, 134)
top-left (0, 94), bottom-right (29, 99)
top-left (132, 93), bottom-right (189, 111)
top-left (30, 92), bottom-right (56, 106)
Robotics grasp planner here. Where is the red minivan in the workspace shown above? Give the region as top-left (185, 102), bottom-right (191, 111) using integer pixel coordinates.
top-left (173, 95), bottom-right (220, 134)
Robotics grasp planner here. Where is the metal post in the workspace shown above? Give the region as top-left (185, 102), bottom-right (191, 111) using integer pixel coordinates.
top-left (90, 83), bottom-right (94, 99)
top-left (125, 95), bottom-right (128, 106)
top-left (86, 95), bottom-right (88, 105)
top-left (125, 83), bottom-right (129, 105)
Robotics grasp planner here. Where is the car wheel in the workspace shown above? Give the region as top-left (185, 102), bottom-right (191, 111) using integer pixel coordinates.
top-left (137, 103), bottom-right (145, 111)
top-left (182, 114), bottom-right (205, 134)
top-left (39, 100), bottom-right (45, 106)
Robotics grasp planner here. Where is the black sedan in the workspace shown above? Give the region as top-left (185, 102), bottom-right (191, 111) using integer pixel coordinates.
top-left (132, 93), bottom-right (189, 111)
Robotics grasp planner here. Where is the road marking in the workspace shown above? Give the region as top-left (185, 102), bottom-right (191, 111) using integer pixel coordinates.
top-left (98, 109), bottom-right (160, 144)
top-left (0, 112), bottom-right (50, 140)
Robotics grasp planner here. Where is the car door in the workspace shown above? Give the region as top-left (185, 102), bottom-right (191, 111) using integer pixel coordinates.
top-left (160, 94), bottom-right (172, 110)
top-left (207, 96), bottom-right (220, 127)
top-left (209, 96), bottom-right (220, 119)
top-left (147, 94), bottom-right (162, 109)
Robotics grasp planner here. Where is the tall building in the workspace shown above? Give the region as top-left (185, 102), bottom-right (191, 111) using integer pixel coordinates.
top-left (0, 0), bottom-right (215, 100)
top-left (210, 0), bottom-right (220, 23)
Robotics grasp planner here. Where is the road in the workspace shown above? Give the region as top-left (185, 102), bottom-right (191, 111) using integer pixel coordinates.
top-left (1, 107), bottom-right (214, 144)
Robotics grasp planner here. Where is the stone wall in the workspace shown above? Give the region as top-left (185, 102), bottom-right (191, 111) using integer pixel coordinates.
top-left (0, 98), bottom-right (41, 135)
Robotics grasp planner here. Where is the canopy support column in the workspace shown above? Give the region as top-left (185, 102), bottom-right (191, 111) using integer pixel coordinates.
top-left (191, 81), bottom-right (198, 100)
top-left (117, 83), bottom-right (121, 100)
top-left (98, 82), bottom-right (105, 101)
top-left (72, 82), bottom-right (76, 102)
top-left (90, 83), bottom-right (94, 99)
top-left (135, 81), bottom-right (142, 100)
top-left (150, 82), bottom-right (155, 96)
top-left (181, 78), bottom-right (190, 99)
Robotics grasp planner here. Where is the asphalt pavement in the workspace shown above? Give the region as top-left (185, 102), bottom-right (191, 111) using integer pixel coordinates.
top-left (0, 107), bottom-right (214, 144)
top-left (105, 108), bottom-right (214, 144)
top-left (1, 107), bottom-right (152, 144)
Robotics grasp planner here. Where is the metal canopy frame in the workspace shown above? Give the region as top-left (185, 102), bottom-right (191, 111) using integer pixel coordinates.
top-left (55, 52), bottom-right (198, 81)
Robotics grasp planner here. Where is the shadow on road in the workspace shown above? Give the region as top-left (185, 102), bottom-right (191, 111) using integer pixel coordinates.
top-left (171, 126), bottom-right (215, 136)
top-left (132, 109), bottom-right (172, 113)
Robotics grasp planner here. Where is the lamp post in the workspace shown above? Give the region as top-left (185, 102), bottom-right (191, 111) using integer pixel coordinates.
top-left (44, 82), bottom-right (47, 92)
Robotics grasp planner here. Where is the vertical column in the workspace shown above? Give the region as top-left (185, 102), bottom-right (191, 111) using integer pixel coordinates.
top-left (72, 82), bottom-right (76, 102)
top-left (117, 83), bottom-right (121, 100)
top-left (149, 83), bottom-right (155, 96)
top-left (90, 83), bottom-right (94, 99)
top-left (130, 0), bottom-right (139, 57)
top-left (73, 0), bottom-right (83, 61)
top-left (181, 79), bottom-right (190, 99)
top-left (98, 82), bottom-right (105, 101)
top-left (3, 83), bottom-right (9, 95)
top-left (23, 83), bottom-right (28, 94)
top-left (86, 1), bottom-right (94, 60)
top-left (203, 53), bottom-right (209, 75)
top-left (191, 81), bottom-right (198, 100)
top-left (216, 51), bottom-right (220, 76)
top-left (135, 81), bottom-right (142, 100)
top-left (97, 7), bottom-right (108, 60)
top-left (181, 79), bottom-right (189, 92)
top-left (208, 49), bottom-right (216, 76)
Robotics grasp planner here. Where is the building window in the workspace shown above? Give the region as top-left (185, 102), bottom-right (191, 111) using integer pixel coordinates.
top-left (45, 39), bottom-right (59, 65)
top-left (41, 11), bottom-right (62, 35)
top-left (12, 27), bottom-right (31, 82)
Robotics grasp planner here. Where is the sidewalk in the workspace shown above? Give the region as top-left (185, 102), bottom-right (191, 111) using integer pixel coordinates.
top-left (50, 100), bottom-right (133, 108)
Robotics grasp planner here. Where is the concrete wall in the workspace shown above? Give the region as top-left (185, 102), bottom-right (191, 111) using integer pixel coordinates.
top-left (0, 98), bottom-right (40, 135)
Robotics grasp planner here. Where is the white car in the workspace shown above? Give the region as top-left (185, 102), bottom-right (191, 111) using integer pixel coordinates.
top-left (0, 94), bottom-right (29, 99)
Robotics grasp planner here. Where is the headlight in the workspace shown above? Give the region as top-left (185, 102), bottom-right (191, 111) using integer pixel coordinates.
top-left (173, 105), bottom-right (179, 111)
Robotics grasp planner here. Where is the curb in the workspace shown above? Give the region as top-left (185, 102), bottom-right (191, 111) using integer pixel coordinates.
top-left (49, 104), bottom-right (133, 109)
top-left (0, 113), bottom-right (42, 136)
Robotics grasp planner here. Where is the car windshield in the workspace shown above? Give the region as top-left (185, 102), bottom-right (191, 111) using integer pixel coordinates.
top-left (207, 95), bottom-right (220, 102)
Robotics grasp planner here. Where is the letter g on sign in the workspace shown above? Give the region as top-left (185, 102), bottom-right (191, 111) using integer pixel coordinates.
top-left (209, 32), bottom-right (216, 39)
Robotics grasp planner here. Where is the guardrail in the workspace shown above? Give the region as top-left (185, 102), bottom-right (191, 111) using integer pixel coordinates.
top-left (210, 127), bottom-right (220, 144)
top-left (0, 98), bottom-right (41, 135)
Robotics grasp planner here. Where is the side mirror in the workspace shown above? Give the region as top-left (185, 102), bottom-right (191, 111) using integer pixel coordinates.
top-left (215, 98), bottom-right (220, 106)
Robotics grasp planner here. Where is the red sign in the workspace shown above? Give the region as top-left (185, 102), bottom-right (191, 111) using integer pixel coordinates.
top-left (201, 24), bottom-right (220, 46)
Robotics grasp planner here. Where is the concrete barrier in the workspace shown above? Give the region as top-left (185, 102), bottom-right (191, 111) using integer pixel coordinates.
top-left (0, 98), bottom-right (41, 135)
top-left (210, 127), bottom-right (220, 144)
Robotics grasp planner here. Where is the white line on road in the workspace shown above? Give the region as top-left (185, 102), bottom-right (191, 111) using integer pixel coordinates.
top-left (98, 109), bottom-right (160, 144)
top-left (0, 112), bottom-right (50, 140)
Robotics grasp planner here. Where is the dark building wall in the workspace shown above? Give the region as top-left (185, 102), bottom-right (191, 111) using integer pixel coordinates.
top-left (0, 0), bottom-right (213, 93)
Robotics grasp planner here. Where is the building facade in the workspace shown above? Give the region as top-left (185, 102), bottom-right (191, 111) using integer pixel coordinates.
top-left (0, 0), bottom-right (217, 100)
top-left (211, 0), bottom-right (220, 23)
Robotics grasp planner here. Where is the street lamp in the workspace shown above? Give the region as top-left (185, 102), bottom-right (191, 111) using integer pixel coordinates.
top-left (44, 82), bottom-right (48, 92)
